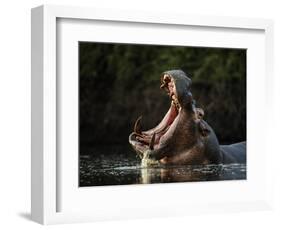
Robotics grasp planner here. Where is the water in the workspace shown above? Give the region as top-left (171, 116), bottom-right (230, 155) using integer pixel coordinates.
top-left (79, 146), bottom-right (246, 187)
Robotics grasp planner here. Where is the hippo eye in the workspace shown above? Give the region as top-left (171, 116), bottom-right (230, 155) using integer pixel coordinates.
top-left (196, 108), bottom-right (204, 118)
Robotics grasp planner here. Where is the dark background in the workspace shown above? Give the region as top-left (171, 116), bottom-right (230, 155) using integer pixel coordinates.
top-left (79, 42), bottom-right (246, 155)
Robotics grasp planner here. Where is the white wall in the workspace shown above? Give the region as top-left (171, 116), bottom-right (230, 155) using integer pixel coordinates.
top-left (0, 0), bottom-right (280, 229)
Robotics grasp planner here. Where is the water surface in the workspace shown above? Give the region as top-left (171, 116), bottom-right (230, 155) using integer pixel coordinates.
top-left (79, 146), bottom-right (246, 186)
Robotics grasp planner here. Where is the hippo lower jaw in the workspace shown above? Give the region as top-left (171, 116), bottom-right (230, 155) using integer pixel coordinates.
top-left (129, 97), bottom-right (181, 159)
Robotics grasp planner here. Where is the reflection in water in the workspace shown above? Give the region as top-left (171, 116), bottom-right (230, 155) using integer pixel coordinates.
top-left (79, 149), bottom-right (246, 186)
top-left (139, 164), bottom-right (246, 184)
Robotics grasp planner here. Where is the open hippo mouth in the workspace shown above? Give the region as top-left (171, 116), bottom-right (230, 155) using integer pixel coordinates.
top-left (129, 70), bottom-right (246, 165)
top-left (129, 70), bottom-right (193, 160)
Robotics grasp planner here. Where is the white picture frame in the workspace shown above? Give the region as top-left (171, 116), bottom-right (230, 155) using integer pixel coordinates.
top-left (31, 5), bottom-right (274, 225)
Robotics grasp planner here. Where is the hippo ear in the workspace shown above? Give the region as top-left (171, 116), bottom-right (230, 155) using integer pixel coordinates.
top-left (199, 121), bottom-right (210, 137)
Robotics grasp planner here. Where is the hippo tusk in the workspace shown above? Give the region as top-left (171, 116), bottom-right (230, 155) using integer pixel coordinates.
top-left (149, 133), bottom-right (156, 150)
top-left (134, 116), bottom-right (142, 134)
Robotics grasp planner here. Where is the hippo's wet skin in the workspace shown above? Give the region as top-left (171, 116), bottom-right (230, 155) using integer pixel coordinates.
top-left (129, 70), bottom-right (246, 166)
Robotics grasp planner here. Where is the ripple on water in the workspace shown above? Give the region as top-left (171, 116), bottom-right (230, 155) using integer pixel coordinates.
top-left (79, 152), bottom-right (246, 187)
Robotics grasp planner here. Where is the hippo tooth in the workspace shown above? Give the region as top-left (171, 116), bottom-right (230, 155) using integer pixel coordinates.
top-left (163, 74), bottom-right (171, 82)
top-left (160, 83), bottom-right (166, 89)
top-left (134, 116), bottom-right (142, 134)
top-left (149, 133), bottom-right (156, 150)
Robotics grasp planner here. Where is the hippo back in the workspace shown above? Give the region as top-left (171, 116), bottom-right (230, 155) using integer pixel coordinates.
top-left (220, 142), bottom-right (246, 164)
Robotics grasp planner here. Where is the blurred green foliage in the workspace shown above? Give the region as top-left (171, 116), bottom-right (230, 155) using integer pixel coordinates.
top-left (79, 42), bottom-right (246, 152)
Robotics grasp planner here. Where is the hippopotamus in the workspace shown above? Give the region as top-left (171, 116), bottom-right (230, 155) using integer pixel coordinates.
top-left (128, 70), bottom-right (246, 166)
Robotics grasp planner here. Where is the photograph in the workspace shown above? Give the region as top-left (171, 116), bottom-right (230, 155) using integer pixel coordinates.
top-left (79, 42), bottom-right (247, 187)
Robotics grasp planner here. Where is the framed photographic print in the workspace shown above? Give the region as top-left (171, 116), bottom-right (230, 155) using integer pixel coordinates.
top-left (31, 5), bottom-right (274, 224)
